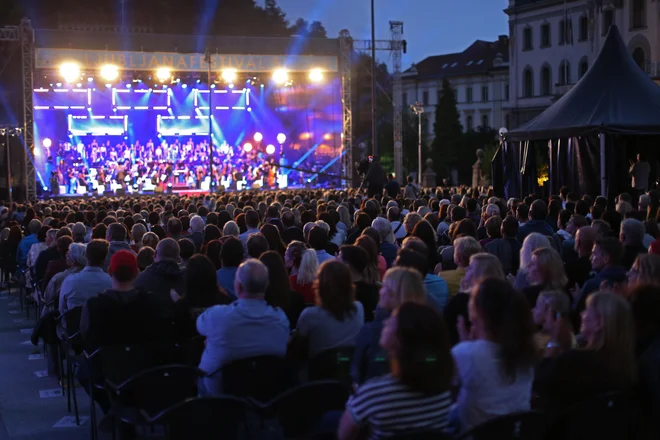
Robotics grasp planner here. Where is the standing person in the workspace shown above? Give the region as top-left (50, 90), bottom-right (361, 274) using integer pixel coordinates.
top-left (404, 175), bottom-right (420, 200)
top-left (629, 153), bottom-right (650, 198)
top-left (384, 173), bottom-right (401, 199)
top-left (364, 156), bottom-right (385, 199)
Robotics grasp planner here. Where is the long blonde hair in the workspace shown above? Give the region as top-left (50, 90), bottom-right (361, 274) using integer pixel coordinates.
top-left (520, 233), bottom-right (551, 270)
top-left (585, 292), bottom-right (636, 386)
top-left (286, 241), bottom-right (318, 285)
top-left (465, 253), bottom-right (504, 289)
top-left (382, 267), bottom-right (427, 308)
top-left (636, 254), bottom-right (660, 286)
top-left (531, 247), bottom-right (568, 290)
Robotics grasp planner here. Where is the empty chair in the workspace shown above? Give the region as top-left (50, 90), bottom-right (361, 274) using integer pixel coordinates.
top-left (221, 355), bottom-right (293, 403)
top-left (308, 346), bottom-right (355, 384)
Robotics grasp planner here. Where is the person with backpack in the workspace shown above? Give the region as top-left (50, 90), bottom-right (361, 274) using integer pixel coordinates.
top-left (404, 175), bottom-right (420, 200)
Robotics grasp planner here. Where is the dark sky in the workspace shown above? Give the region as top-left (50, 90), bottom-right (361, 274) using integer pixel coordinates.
top-left (273, 0), bottom-right (510, 67)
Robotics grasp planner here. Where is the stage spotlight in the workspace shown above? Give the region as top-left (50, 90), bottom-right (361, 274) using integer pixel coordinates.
top-left (59, 62), bottom-right (80, 83)
top-left (222, 69), bottom-right (237, 82)
top-left (253, 132), bottom-right (263, 143)
top-left (42, 138), bottom-right (52, 148)
top-left (43, 186), bottom-right (48, 191)
top-left (182, 84), bottom-right (188, 89)
top-left (196, 79), bottom-right (201, 84)
top-left (126, 84), bottom-right (132, 89)
top-left (277, 133), bottom-right (286, 144)
top-left (266, 144), bottom-right (276, 155)
top-left (210, 84), bottom-right (216, 89)
top-left (100, 64), bottom-right (119, 81)
top-left (87, 77), bottom-right (93, 83)
top-left (105, 83), bottom-right (112, 88)
top-left (309, 68), bottom-right (324, 82)
top-left (76, 82), bottom-right (82, 88)
top-left (323, 133), bottom-right (332, 141)
top-left (272, 69), bottom-right (288, 85)
top-left (228, 83), bottom-right (234, 89)
top-left (156, 67), bottom-right (171, 82)
top-left (56, 82), bottom-right (62, 88)
top-left (243, 142), bottom-right (253, 152)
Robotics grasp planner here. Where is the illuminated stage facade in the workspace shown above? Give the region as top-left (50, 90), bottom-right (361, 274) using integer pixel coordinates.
top-left (26, 28), bottom-right (352, 197)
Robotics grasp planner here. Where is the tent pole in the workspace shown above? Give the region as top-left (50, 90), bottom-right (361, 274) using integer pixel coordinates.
top-left (599, 133), bottom-right (606, 197)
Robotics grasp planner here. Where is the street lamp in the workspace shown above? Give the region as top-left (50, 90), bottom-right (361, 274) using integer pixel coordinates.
top-left (0, 127), bottom-right (21, 206)
top-left (411, 102), bottom-right (424, 184)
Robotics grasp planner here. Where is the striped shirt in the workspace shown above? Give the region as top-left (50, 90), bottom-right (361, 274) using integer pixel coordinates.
top-left (347, 374), bottom-right (452, 439)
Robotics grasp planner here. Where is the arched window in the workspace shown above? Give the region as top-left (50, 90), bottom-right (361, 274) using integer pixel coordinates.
top-left (523, 67), bottom-right (534, 98)
top-left (541, 23), bottom-right (551, 47)
top-left (558, 60), bottom-right (571, 85)
top-left (578, 58), bottom-right (589, 79)
top-left (466, 115), bottom-right (473, 132)
top-left (541, 65), bottom-right (552, 95)
top-left (633, 47), bottom-right (646, 72)
top-left (523, 26), bottom-right (533, 50)
top-left (482, 114), bottom-right (489, 129)
top-left (579, 15), bottom-right (589, 41)
top-left (632, 0), bottom-right (646, 29)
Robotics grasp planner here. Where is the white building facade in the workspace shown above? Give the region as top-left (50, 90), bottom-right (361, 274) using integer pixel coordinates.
top-left (401, 36), bottom-right (512, 143)
top-left (507, 0), bottom-right (660, 127)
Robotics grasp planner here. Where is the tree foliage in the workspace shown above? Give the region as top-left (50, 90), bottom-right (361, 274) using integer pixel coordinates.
top-left (431, 78), bottom-right (463, 176)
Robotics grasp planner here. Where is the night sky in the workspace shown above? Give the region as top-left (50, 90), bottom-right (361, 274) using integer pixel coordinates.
top-left (273, 0), bottom-right (510, 67)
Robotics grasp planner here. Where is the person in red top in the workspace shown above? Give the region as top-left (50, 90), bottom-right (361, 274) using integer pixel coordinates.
top-left (285, 241), bottom-right (318, 304)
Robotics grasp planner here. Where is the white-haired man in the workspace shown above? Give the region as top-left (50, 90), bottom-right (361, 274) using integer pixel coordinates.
top-left (188, 215), bottom-right (205, 253)
top-left (371, 217), bottom-right (398, 268)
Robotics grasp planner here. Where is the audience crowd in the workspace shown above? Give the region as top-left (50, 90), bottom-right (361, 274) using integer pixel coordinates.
top-left (2, 183), bottom-right (660, 439)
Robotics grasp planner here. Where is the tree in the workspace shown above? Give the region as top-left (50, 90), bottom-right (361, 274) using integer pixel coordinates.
top-left (431, 78), bottom-right (463, 178)
top-left (308, 21), bottom-right (327, 38)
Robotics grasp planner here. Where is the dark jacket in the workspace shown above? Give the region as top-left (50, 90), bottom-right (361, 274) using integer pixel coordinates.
top-left (517, 219), bottom-right (555, 242)
top-left (577, 265), bottom-right (628, 313)
top-left (134, 260), bottom-right (185, 319)
top-left (354, 281), bottom-right (380, 322)
top-left (621, 244), bottom-right (647, 270)
top-left (380, 242), bottom-right (399, 268)
top-left (485, 237), bottom-right (521, 275)
top-left (43, 258), bottom-right (68, 290)
top-left (188, 231), bottom-right (205, 253)
top-left (281, 226), bottom-right (305, 245)
top-left (351, 307), bottom-right (390, 385)
top-left (34, 245), bottom-right (60, 284)
top-left (103, 241), bottom-right (136, 272)
top-left (565, 255), bottom-right (593, 288)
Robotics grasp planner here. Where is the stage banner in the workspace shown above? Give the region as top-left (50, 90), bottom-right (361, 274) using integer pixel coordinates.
top-left (35, 48), bottom-right (338, 73)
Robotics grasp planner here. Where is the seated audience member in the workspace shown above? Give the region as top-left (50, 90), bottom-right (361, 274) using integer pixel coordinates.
top-left (440, 236), bottom-right (482, 296)
top-left (239, 210), bottom-right (261, 257)
top-left (339, 245), bottom-right (380, 322)
top-left (42, 242), bottom-right (87, 317)
top-left (565, 226), bottom-right (598, 288)
top-left (628, 253), bottom-right (660, 288)
top-left (58, 239), bottom-right (112, 317)
top-left (396, 247), bottom-right (448, 311)
top-left (479, 215), bottom-right (502, 248)
top-left (356, 233), bottom-right (386, 280)
top-left (222, 220), bottom-right (240, 239)
top-left (438, 218), bottom-right (477, 271)
top-left (620, 218), bottom-right (647, 270)
top-left (577, 238), bottom-right (627, 314)
top-left (141, 231), bottom-right (159, 250)
top-left (136, 246), bottom-right (155, 272)
top-left (411, 220), bottom-right (439, 273)
top-left (452, 278), bottom-right (537, 433)
top-left (285, 240), bottom-right (318, 304)
top-left (532, 290), bottom-right (574, 356)
top-left (388, 206), bottom-right (407, 242)
top-left (197, 259), bottom-right (290, 396)
top-left (260, 250), bottom-right (305, 328)
top-left (72, 222), bottom-right (87, 244)
top-left (293, 260), bottom-right (364, 359)
top-left (177, 238), bottom-right (195, 267)
top-left (188, 216), bottom-right (205, 253)
top-left (35, 227), bottom-right (72, 284)
top-left (43, 236), bottom-right (74, 288)
top-left (485, 215), bottom-right (520, 275)
top-left (523, 247), bottom-right (570, 307)
top-left (261, 223), bottom-right (286, 258)
top-left (130, 223), bottom-right (147, 252)
top-left (339, 303), bottom-right (453, 439)
top-left (351, 267), bottom-right (427, 385)
top-left (345, 211), bottom-right (372, 245)
top-left (28, 227), bottom-right (53, 283)
top-left (103, 223), bottom-right (135, 271)
top-left (204, 239), bottom-right (223, 270)
top-left (309, 226), bottom-right (334, 265)
top-left (517, 199), bottom-right (554, 242)
top-left (216, 236), bottom-right (244, 299)
top-left (246, 232), bottom-right (269, 259)
top-left (514, 233), bottom-right (551, 291)
top-left (372, 217), bottom-right (398, 268)
top-left (535, 291), bottom-right (636, 410)
top-left (171, 254), bottom-right (232, 337)
top-left (281, 211), bottom-right (305, 245)
top-left (134, 238), bottom-right (184, 318)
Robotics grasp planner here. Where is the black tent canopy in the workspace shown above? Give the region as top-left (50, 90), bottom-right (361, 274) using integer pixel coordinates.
top-left (496, 26), bottom-right (660, 200)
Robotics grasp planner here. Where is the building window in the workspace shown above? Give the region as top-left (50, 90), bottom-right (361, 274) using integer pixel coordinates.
top-left (603, 10), bottom-right (614, 35)
top-left (504, 83), bottom-right (509, 100)
top-left (481, 86), bottom-right (489, 102)
top-left (631, 0), bottom-right (646, 29)
top-left (523, 27), bottom-right (533, 51)
top-left (402, 92), bottom-right (408, 109)
top-left (558, 60), bottom-right (571, 85)
top-left (422, 91), bottom-right (429, 106)
top-left (579, 15), bottom-right (589, 41)
top-left (633, 47), bottom-right (646, 72)
top-left (541, 23), bottom-right (551, 47)
top-left (482, 114), bottom-right (489, 128)
top-left (466, 87), bottom-right (473, 103)
top-left (541, 66), bottom-right (552, 96)
top-left (558, 19), bottom-right (572, 45)
top-left (578, 58), bottom-right (589, 79)
top-left (523, 67), bottom-right (534, 98)
top-left (466, 115), bottom-right (473, 131)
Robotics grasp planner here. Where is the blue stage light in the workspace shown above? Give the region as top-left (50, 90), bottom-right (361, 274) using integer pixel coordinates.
top-left (126, 84), bottom-right (131, 89)
top-left (56, 83), bottom-right (62, 87)
top-left (210, 84), bottom-right (216, 89)
top-left (196, 79), bottom-right (201, 84)
top-left (87, 77), bottom-right (93, 83)
top-left (228, 83), bottom-right (234, 89)
top-left (182, 84), bottom-right (188, 89)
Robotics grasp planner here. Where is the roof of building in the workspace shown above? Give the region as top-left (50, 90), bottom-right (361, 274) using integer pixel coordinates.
top-left (404, 37), bottom-right (509, 80)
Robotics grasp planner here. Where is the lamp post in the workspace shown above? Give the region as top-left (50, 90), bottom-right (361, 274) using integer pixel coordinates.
top-left (411, 102), bottom-right (424, 184)
top-left (370, 0), bottom-right (377, 158)
top-left (205, 49), bottom-right (214, 194)
top-left (0, 127), bottom-right (18, 207)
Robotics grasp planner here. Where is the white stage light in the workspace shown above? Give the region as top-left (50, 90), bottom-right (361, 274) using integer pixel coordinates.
top-left (277, 133), bottom-right (286, 144)
top-left (42, 138), bottom-right (52, 148)
top-left (222, 69), bottom-right (237, 82)
top-left (100, 64), bottom-right (119, 81)
top-left (156, 68), bottom-right (171, 82)
top-left (272, 69), bottom-right (288, 85)
top-left (243, 142), bottom-right (253, 152)
top-left (60, 62), bottom-right (81, 83)
top-left (266, 144), bottom-right (276, 155)
top-left (253, 132), bottom-right (263, 142)
top-left (309, 68), bottom-right (323, 82)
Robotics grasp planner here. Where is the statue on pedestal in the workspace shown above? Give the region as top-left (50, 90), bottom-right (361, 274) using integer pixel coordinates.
top-left (422, 158), bottom-right (436, 188)
top-left (472, 149), bottom-right (489, 188)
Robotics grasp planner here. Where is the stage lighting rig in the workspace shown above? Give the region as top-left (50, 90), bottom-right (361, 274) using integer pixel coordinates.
top-left (266, 144), bottom-right (276, 155)
top-left (60, 62), bottom-right (81, 83)
top-left (253, 132), bottom-right (263, 143)
top-left (272, 69), bottom-right (288, 85)
top-left (156, 68), bottom-right (171, 82)
top-left (243, 142), bottom-right (253, 152)
top-left (221, 69), bottom-right (237, 83)
top-left (100, 64), bottom-right (119, 81)
top-left (309, 68), bottom-right (324, 83)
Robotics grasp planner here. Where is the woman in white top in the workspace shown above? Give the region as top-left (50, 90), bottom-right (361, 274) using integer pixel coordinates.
top-left (452, 277), bottom-right (537, 433)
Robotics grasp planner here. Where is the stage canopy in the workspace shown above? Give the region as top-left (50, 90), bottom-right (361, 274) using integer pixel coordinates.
top-left (505, 25), bottom-right (660, 142)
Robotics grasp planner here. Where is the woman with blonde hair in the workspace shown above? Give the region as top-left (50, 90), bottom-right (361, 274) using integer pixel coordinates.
top-left (514, 232), bottom-right (551, 291)
top-left (536, 291), bottom-right (637, 410)
top-left (524, 247), bottom-right (570, 307)
top-left (285, 240), bottom-right (319, 304)
top-left (627, 253), bottom-right (660, 289)
top-left (351, 266), bottom-right (427, 385)
top-left (532, 290), bottom-right (574, 355)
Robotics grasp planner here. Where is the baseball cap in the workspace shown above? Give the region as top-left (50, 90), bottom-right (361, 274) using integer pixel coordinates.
top-left (108, 250), bottom-right (139, 280)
